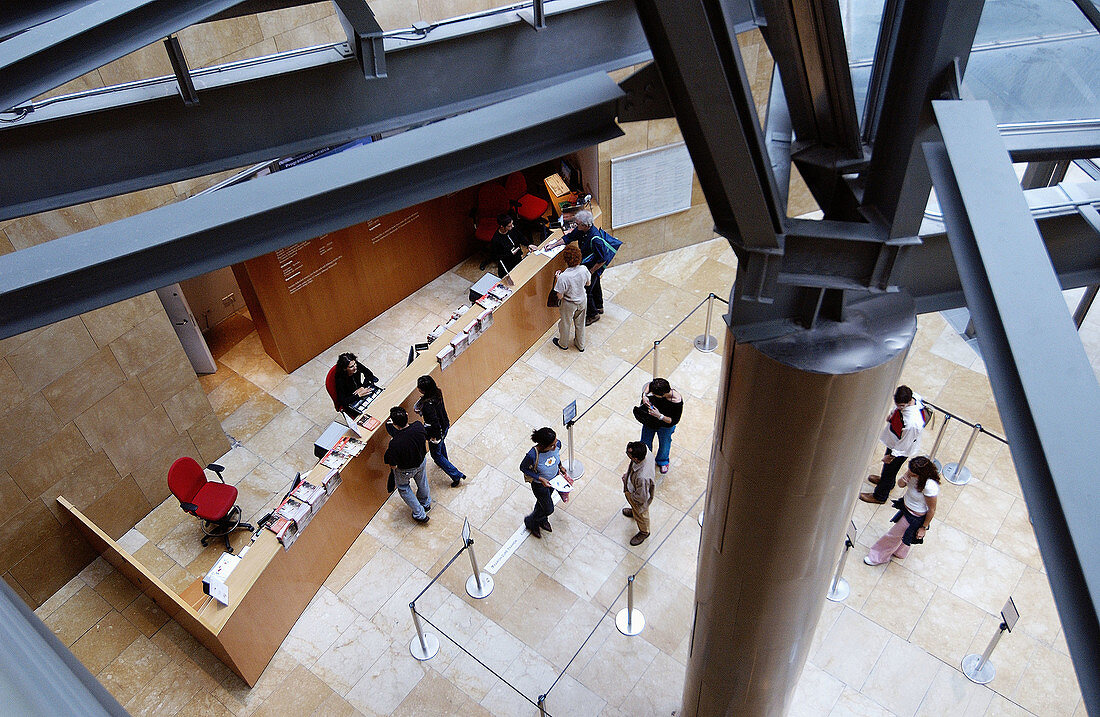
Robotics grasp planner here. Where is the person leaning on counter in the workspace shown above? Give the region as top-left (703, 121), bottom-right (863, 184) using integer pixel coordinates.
top-left (545, 209), bottom-right (607, 326)
top-left (334, 352), bottom-right (379, 417)
top-left (490, 214), bottom-right (537, 275)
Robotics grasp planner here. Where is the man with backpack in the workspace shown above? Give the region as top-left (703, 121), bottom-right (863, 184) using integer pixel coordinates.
top-left (557, 209), bottom-right (621, 326)
top-left (860, 385), bottom-right (929, 505)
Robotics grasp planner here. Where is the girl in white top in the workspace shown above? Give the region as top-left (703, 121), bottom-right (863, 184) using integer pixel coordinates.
top-left (864, 456), bottom-right (940, 565)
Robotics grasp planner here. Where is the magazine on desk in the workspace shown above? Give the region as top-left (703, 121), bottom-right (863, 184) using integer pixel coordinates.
top-left (320, 436), bottom-right (365, 469)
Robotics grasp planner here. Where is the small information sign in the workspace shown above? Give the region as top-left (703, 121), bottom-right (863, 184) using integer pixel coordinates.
top-left (563, 400), bottom-right (577, 426)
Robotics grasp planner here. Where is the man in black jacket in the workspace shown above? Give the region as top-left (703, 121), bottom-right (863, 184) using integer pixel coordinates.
top-left (384, 406), bottom-right (430, 523)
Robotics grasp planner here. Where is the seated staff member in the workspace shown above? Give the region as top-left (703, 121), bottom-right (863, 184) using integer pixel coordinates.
top-left (490, 214), bottom-right (536, 275)
top-left (334, 352), bottom-right (379, 417)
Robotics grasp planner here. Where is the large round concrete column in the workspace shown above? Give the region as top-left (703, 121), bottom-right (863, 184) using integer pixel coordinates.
top-left (681, 292), bottom-right (916, 716)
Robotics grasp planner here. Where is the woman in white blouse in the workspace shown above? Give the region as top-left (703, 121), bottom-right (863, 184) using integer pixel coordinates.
top-left (863, 456), bottom-right (940, 565)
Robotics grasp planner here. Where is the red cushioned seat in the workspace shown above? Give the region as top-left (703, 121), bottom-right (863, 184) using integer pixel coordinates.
top-left (168, 457), bottom-right (238, 522)
top-left (505, 172), bottom-right (549, 221)
top-left (192, 481), bottom-right (238, 521)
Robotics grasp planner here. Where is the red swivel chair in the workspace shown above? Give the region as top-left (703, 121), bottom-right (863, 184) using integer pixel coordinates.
top-left (504, 171), bottom-right (550, 221)
top-left (326, 365), bottom-right (344, 414)
top-left (473, 182), bottom-right (511, 242)
top-left (168, 457), bottom-right (253, 553)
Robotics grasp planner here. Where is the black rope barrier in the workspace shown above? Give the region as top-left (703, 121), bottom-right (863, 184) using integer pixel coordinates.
top-left (541, 489), bottom-right (707, 701)
top-left (413, 609), bottom-right (548, 713)
top-left (411, 543), bottom-right (468, 604)
top-left (923, 399), bottom-right (1009, 444)
top-left (572, 293), bottom-right (716, 425)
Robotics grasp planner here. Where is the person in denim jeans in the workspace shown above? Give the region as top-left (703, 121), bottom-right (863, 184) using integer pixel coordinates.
top-left (414, 375), bottom-right (466, 487)
top-left (384, 406), bottom-right (431, 523)
top-left (638, 378), bottom-right (683, 474)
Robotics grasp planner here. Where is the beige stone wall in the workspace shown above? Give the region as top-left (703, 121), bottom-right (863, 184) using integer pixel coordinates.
top-left (0, 293), bottom-right (230, 607)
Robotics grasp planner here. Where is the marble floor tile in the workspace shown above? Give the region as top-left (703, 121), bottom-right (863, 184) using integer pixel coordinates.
top-left (310, 614), bottom-right (392, 695)
top-left (812, 608), bottom-right (892, 689)
top-left (98, 637), bottom-right (174, 706)
top-left (951, 544), bottom-right (1027, 616)
top-left (790, 661), bottom-right (845, 717)
top-left (909, 588), bottom-right (988, 667)
top-left (914, 662), bottom-right (994, 717)
top-left (828, 687), bottom-right (896, 717)
top-left (575, 626), bottom-right (660, 706)
top-left (44, 584), bottom-right (113, 646)
top-left (337, 546), bottom-right (417, 618)
top-left (552, 530), bottom-right (628, 601)
top-left (242, 406), bottom-right (315, 463)
top-left (1012, 643), bottom-right (1081, 717)
top-left (859, 564), bottom-right (937, 638)
top-left (860, 634), bottom-right (940, 717)
top-left (282, 587), bottom-right (359, 668)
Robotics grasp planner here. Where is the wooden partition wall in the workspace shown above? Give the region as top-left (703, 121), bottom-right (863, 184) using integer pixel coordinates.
top-left (233, 188), bottom-right (479, 372)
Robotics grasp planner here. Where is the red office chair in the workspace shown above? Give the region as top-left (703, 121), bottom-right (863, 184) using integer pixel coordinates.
top-left (325, 365), bottom-right (344, 414)
top-left (473, 182), bottom-right (511, 242)
top-left (504, 171), bottom-right (550, 221)
top-left (168, 457), bottom-right (253, 553)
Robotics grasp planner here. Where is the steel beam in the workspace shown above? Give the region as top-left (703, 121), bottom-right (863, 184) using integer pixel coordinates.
top-left (1000, 120), bottom-right (1100, 163)
top-left (632, 0), bottom-right (784, 251)
top-left (0, 1), bottom-right (88, 42)
top-left (0, 0), bottom-right (650, 221)
top-left (926, 99), bottom-right (1100, 713)
top-left (0, 73), bottom-right (624, 339)
top-left (0, 0), bottom-right (249, 112)
top-left (757, 0), bottom-right (861, 156)
top-left (333, 0), bottom-right (386, 79)
top-left (861, 0), bottom-right (984, 238)
top-left (0, 580), bottom-right (128, 716)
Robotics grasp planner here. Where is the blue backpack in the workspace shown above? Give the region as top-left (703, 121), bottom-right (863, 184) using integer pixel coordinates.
top-left (585, 227), bottom-right (622, 267)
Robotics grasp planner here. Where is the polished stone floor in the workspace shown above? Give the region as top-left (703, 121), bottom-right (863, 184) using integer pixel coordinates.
top-left (35, 238), bottom-right (1091, 716)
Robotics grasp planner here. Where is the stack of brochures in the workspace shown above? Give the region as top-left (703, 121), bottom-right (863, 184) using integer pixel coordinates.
top-left (320, 436), bottom-right (365, 470)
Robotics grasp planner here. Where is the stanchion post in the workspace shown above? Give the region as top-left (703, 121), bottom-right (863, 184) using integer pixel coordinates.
top-left (408, 603), bottom-right (439, 660)
top-left (962, 596), bottom-right (1018, 684)
top-left (944, 423), bottom-right (981, 485)
top-left (928, 413), bottom-right (952, 471)
top-left (826, 521), bottom-right (857, 602)
top-left (462, 518), bottom-right (493, 598)
top-left (694, 293), bottom-right (719, 352)
top-left (565, 421), bottom-right (585, 479)
top-left (616, 574), bottom-right (645, 635)
top-left (652, 340), bottom-right (660, 379)
top-left (538, 694), bottom-right (547, 716)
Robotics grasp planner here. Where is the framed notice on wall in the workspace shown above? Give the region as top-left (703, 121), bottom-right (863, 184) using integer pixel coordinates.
top-left (610, 142), bottom-right (693, 229)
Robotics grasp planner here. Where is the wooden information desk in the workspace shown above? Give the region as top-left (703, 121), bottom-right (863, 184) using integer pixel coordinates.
top-left (60, 208), bottom-right (600, 686)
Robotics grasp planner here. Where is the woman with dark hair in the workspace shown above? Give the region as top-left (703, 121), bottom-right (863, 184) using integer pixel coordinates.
top-left (521, 427), bottom-right (568, 538)
top-left (334, 352), bottom-right (379, 417)
top-left (864, 455), bottom-right (940, 565)
top-left (414, 375), bottom-right (466, 487)
top-left (638, 377), bottom-right (683, 474)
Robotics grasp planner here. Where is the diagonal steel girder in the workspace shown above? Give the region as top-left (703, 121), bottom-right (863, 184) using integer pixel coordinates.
top-left (0, 0), bottom-right (650, 222)
top-left (631, 0), bottom-right (784, 251)
top-left (926, 100), bottom-right (1100, 713)
top-left (0, 72), bottom-right (625, 339)
top-left (756, 0), bottom-right (860, 157)
top-left (0, 0), bottom-right (250, 113)
top-left (861, 0), bottom-right (984, 238)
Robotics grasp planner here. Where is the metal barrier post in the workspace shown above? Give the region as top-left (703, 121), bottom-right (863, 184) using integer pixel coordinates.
top-left (408, 604), bottom-right (439, 660)
top-left (928, 413), bottom-right (952, 471)
top-left (943, 423), bottom-right (981, 485)
top-left (962, 596), bottom-right (1018, 684)
top-left (694, 293), bottom-right (718, 352)
top-left (962, 621), bottom-right (1006, 684)
top-left (616, 575), bottom-right (645, 635)
top-left (465, 537), bottom-right (494, 599)
top-left (652, 340), bottom-right (660, 379)
top-left (826, 523), bottom-right (856, 602)
top-left (565, 421), bottom-right (585, 479)
top-left (538, 695), bottom-right (547, 716)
